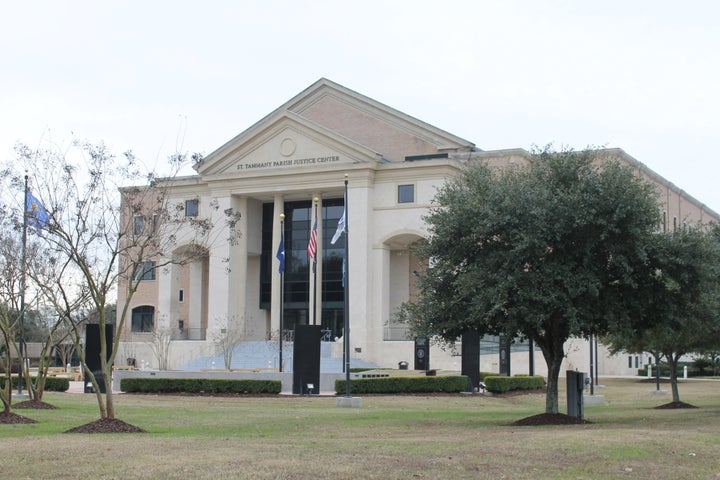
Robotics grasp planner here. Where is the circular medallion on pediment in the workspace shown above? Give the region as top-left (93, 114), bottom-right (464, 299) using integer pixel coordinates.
top-left (280, 138), bottom-right (296, 157)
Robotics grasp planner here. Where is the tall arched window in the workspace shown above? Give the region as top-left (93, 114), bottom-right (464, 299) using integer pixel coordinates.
top-left (131, 306), bottom-right (154, 333)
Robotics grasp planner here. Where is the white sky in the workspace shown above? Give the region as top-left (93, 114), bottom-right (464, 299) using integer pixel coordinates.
top-left (2, 1), bottom-right (719, 211)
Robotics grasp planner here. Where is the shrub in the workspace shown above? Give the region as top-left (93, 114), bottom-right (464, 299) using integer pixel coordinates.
top-left (0, 376), bottom-right (70, 392)
top-left (483, 375), bottom-right (544, 393)
top-left (334, 375), bottom-right (467, 394)
top-left (120, 377), bottom-right (281, 394)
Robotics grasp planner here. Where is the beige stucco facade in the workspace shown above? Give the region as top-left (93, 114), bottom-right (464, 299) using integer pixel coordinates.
top-left (117, 78), bottom-right (718, 376)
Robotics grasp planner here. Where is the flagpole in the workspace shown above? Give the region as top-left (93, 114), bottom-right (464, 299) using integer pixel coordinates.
top-left (17, 175), bottom-right (29, 396)
top-left (342, 175), bottom-right (351, 398)
top-left (311, 197), bottom-right (318, 325)
top-left (278, 214), bottom-right (285, 373)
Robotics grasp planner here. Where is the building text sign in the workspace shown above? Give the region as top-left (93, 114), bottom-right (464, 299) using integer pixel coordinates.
top-left (237, 155), bottom-right (341, 171)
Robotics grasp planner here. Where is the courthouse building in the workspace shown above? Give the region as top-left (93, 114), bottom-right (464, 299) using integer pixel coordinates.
top-left (118, 78), bottom-right (718, 375)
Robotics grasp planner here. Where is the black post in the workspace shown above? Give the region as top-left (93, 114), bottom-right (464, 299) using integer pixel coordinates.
top-left (498, 335), bottom-right (511, 376)
top-left (589, 334), bottom-right (594, 395)
top-left (594, 336), bottom-right (599, 385)
top-left (528, 337), bottom-right (535, 376)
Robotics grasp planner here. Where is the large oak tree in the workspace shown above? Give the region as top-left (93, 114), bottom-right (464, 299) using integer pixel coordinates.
top-left (400, 147), bottom-right (660, 414)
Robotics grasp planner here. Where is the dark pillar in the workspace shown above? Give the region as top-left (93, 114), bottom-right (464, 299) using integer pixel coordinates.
top-left (292, 325), bottom-right (321, 394)
top-left (461, 331), bottom-right (481, 391)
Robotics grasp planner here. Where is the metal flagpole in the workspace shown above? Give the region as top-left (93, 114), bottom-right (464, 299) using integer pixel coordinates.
top-left (18, 175), bottom-right (29, 396)
top-left (278, 214), bottom-right (285, 373)
top-left (343, 175), bottom-right (351, 398)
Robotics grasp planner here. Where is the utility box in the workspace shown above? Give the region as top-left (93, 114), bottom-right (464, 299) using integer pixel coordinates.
top-left (566, 370), bottom-right (586, 419)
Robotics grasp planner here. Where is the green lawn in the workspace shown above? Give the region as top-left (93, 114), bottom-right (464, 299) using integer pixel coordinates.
top-left (2, 377), bottom-right (719, 479)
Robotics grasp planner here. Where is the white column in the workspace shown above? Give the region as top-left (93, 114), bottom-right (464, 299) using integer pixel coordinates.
top-left (188, 260), bottom-right (204, 339)
top-left (234, 195), bottom-right (248, 338)
top-left (371, 245), bottom-right (390, 348)
top-left (156, 254), bottom-right (177, 330)
top-left (309, 194), bottom-right (322, 326)
top-left (270, 194), bottom-right (284, 336)
top-left (207, 195), bottom-right (233, 337)
top-left (347, 183), bottom-right (371, 351)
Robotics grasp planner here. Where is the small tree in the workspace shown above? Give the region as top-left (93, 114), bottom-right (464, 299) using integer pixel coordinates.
top-left (605, 227), bottom-right (720, 404)
top-left (0, 209), bottom-right (37, 413)
top-left (398, 147), bottom-right (660, 414)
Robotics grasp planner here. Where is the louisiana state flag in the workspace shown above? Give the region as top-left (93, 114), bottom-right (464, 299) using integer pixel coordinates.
top-left (26, 191), bottom-right (50, 233)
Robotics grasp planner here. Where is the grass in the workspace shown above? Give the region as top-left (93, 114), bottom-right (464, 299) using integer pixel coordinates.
top-left (2, 377), bottom-right (719, 479)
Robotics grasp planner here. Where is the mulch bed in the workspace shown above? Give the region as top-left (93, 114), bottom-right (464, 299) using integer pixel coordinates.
top-left (13, 400), bottom-right (58, 410)
top-left (64, 418), bottom-right (147, 434)
top-left (654, 401), bottom-right (697, 409)
top-left (512, 412), bottom-right (591, 426)
top-left (0, 411), bottom-right (38, 424)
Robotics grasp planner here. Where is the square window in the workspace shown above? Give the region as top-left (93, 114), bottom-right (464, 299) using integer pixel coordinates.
top-left (133, 215), bottom-right (144, 235)
top-left (398, 184), bottom-right (415, 204)
top-left (185, 199), bottom-right (199, 217)
top-left (135, 261), bottom-right (156, 281)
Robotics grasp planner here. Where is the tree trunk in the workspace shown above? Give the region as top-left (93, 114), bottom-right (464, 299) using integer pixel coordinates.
top-left (544, 355), bottom-right (563, 414)
top-left (667, 352), bottom-right (681, 403)
top-left (106, 375), bottom-right (115, 419)
top-left (537, 330), bottom-right (567, 414)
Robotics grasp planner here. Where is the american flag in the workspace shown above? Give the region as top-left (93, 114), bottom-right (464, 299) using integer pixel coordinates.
top-left (307, 216), bottom-right (318, 259)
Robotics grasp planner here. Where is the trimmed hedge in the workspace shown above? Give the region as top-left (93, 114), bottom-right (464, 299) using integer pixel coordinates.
top-left (334, 375), bottom-right (467, 394)
top-left (483, 375), bottom-right (545, 393)
top-left (120, 377), bottom-right (282, 394)
top-left (0, 376), bottom-right (70, 392)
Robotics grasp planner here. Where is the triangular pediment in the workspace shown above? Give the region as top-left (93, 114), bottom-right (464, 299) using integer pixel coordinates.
top-left (196, 78), bottom-right (476, 176)
top-left (196, 110), bottom-right (383, 177)
top-left (283, 78), bottom-right (475, 160)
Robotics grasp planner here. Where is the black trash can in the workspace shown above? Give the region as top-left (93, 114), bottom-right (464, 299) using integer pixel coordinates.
top-left (398, 361), bottom-right (408, 370)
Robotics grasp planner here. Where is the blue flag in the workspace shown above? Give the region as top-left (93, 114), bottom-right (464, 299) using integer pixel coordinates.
top-left (276, 237), bottom-right (285, 274)
top-left (26, 191), bottom-right (50, 233)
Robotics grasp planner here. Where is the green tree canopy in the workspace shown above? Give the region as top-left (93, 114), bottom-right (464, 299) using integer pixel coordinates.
top-left (604, 226), bottom-right (720, 403)
top-left (400, 147), bottom-right (660, 414)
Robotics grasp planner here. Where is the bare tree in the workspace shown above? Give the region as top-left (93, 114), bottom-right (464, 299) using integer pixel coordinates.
top-left (0, 207), bottom-right (49, 412)
top-left (147, 324), bottom-right (173, 371)
top-left (7, 141), bottom-right (241, 429)
top-left (212, 316), bottom-right (244, 370)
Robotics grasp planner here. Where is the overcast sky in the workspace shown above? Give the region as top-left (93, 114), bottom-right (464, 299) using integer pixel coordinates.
top-left (2, 1), bottom-right (719, 212)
